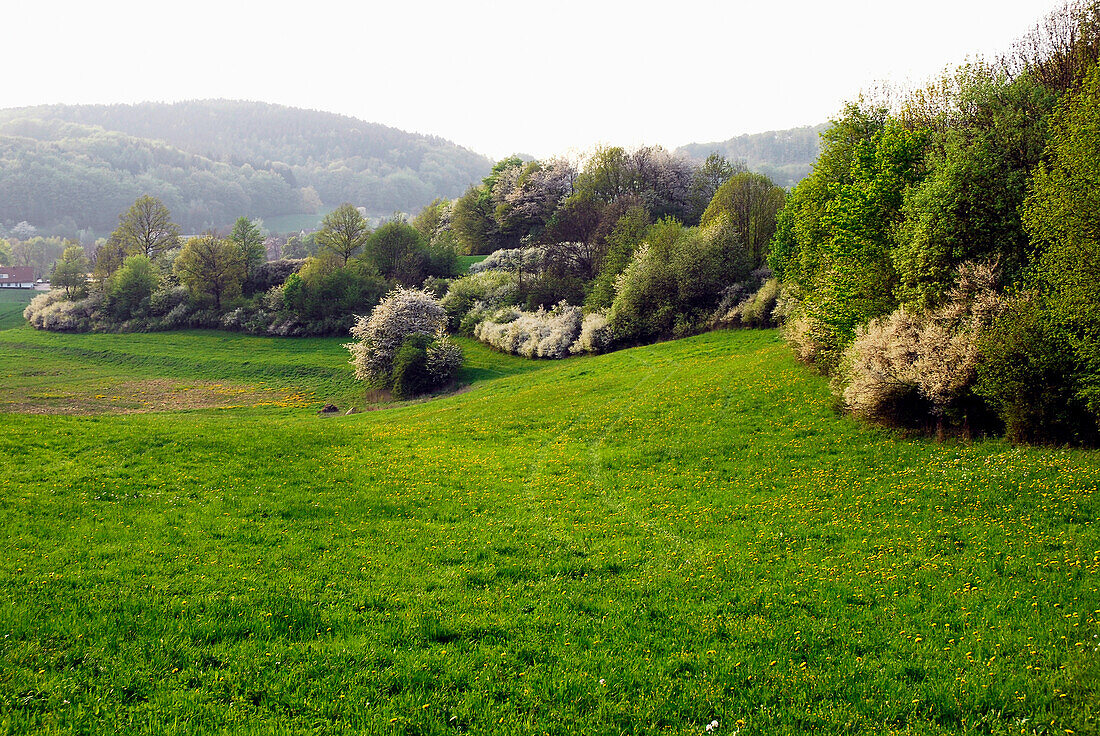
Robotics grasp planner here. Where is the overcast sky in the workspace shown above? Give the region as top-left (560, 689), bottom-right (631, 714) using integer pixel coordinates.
top-left (5, 0), bottom-right (1067, 160)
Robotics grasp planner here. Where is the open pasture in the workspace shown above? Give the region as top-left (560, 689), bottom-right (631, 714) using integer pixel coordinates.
top-left (0, 321), bottom-right (1097, 734)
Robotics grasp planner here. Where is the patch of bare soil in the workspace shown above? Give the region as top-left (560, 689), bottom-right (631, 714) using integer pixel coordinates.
top-left (0, 379), bottom-right (313, 415)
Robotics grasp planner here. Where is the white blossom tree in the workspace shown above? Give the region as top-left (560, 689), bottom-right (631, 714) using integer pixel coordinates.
top-left (345, 287), bottom-right (462, 391)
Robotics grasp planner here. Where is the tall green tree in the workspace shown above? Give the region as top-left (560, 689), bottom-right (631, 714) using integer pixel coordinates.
top-left (111, 195), bottom-right (181, 260)
top-left (173, 236), bottom-right (247, 309)
top-left (51, 245), bottom-right (90, 299)
top-left (893, 69), bottom-right (1055, 308)
top-left (229, 216), bottom-right (267, 273)
top-left (316, 203), bottom-right (371, 266)
top-left (701, 172), bottom-right (785, 267)
top-left (364, 220), bottom-right (429, 285)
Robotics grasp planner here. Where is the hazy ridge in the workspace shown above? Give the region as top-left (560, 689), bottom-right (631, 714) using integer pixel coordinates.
top-left (0, 100), bottom-right (494, 235)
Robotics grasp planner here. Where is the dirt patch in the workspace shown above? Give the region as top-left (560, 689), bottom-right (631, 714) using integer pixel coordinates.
top-left (0, 379), bottom-right (314, 415)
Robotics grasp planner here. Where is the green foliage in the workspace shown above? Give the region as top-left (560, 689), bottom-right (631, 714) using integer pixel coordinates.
top-left (586, 206), bottom-right (651, 310)
top-left (281, 234), bottom-right (309, 259)
top-left (701, 171), bottom-right (785, 267)
top-left (390, 333), bottom-right (436, 398)
top-left (440, 270), bottom-right (518, 333)
top-left (51, 245), bottom-right (90, 299)
top-left (316, 203), bottom-right (371, 266)
top-left (774, 106), bottom-right (928, 367)
top-left (0, 237), bottom-right (12, 266)
top-left (105, 254), bottom-right (157, 321)
top-left (229, 216), bottom-right (268, 273)
top-left (894, 70), bottom-right (1055, 308)
top-left (92, 237), bottom-right (129, 282)
top-left (110, 195), bottom-right (181, 260)
top-left (451, 185), bottom-right (498, 255)
top-left (363, 219), bottom-right (444, 285)
top-left (985, 58), bottom-right (1100, 440)
top-left (282, 256), bottom-right (387, 334)
top-left (610, 216), bottom-right (752, 343)
top-left (173, 235), bottom-right (248, 310)
top-left (976, 297), bottom-right (1098, 444)
top-left (411, 197), bottom-right (450, 242)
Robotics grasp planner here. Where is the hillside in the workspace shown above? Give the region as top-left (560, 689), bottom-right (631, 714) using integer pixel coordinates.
top-left (0, 100), bottom-right (493, 235)
top-left (677, 123), bottom-right (826, 188)
top-left (0, 323), bottom-right (1096, 734)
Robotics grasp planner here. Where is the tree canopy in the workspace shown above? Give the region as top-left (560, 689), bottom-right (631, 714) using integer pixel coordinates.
top-left (316, 204), bottom-right (371, 266)
top-left (111, 195), bottom-right (181, 261)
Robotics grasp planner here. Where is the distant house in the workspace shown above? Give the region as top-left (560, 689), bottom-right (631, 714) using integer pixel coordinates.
top-left (0, 267), bottom-right (34, 288)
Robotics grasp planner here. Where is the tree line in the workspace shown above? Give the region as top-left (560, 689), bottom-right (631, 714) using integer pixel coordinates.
top-left (770, 0), bottom-right (1100, 445)
top-left (26, 197), bottom-right (461, 337)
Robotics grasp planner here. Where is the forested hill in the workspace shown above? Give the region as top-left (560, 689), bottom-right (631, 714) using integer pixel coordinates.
top-left (677, 124), bottom-right (826, 188)
top-left (0, 100), bottom-right (493, 235)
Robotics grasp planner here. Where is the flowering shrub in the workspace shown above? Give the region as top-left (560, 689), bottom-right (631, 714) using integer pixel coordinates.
top-left (711, 269), bottom-right (779, 328)
top-left (475, 302), bottom-right (581, 359)
top-left (468, 245), bottom-right (550, 275)
top-left (345, 288), bottom-right (462, 393)
top-left (570, 311), bottom-right (615, 355)
top-left (24, 291), bottom-right (103, 332)
top-left (440, 270), bottom-right (518, 332)
top-left (838, 262), bottom-right (1006, 434)
top-left (473, 302), bottom-right (612, 358)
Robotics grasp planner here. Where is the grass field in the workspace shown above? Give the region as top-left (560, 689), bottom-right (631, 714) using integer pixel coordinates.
top-left (457, 255), bottom-right (488, 273)
top-left (0, 289), bottom-right (34, 331)
top-left (0, 317), bottom-right (1097, 734)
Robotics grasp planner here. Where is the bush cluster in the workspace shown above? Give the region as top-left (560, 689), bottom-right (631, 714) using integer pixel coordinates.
top-left (345, 288), bottom-right (462, 398)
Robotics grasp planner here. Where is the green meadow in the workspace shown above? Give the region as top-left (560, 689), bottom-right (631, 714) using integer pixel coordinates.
top-left (0, 290), bottom-right (34, 331)
top-left (0, 317), bottom-right (1097, 734)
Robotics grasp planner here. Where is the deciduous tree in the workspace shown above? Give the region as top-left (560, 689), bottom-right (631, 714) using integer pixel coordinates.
top-left (173, 235), bottom-right (247, 309)
top-left (229, 216), bottom-right (267, 273)
top-left (51, 245), bottom-right (90, 299)
top-left (316, 203), bottom-right (371, 266)
top-left (111, 195), bottom-right (181, 260)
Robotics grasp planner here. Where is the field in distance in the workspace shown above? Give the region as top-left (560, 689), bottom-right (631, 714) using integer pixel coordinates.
top-left (0, 316), bottom-right (1097, 734)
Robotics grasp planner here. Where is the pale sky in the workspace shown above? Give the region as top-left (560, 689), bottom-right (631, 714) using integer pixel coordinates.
top-left (6, 0), bottom-right (1067, 160)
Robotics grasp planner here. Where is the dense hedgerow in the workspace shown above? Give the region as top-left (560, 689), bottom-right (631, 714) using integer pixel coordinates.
top-left (767, 3), bottom-right (1100, 444)
top-left (473, 303), bottom-right (614, 358)
top-left (610, 215), bottom-right (753, 343)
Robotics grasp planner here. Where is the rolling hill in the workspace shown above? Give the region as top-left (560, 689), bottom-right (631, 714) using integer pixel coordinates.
top-left (0, 100), bottom-right (493, 236)
top-left (678, 123), bottom-right (826, 188)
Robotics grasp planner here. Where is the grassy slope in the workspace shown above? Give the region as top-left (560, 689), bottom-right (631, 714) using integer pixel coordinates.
top-left (457, 255), bottom-right (488, 273)
top-left (0, 322), bottom-right (1097, 735)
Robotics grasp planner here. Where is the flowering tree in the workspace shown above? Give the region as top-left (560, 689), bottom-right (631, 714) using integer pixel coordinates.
top-left (345, 287), bottom-right (462, 396)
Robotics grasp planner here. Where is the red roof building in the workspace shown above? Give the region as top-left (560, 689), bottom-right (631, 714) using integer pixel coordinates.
top-left (0, 267), bottom-right (35, 288)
